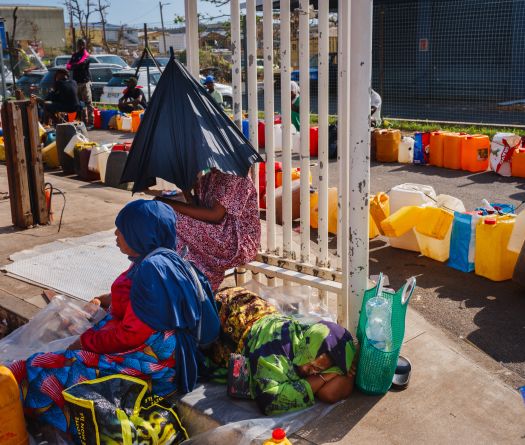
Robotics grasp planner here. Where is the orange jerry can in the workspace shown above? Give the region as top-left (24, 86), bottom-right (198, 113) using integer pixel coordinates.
top-left (131, 110), bottom-right (143, 132)
top-left (512, 149), bottom-right (525, 178)
top-left (429, 131), bottom-right (448, 167)
top-left (443, 133), bottom-right (467, 170)
top-left (375, 129), bottom-right (401, 162)
top-left (461, 134), bottom-right (490, 172)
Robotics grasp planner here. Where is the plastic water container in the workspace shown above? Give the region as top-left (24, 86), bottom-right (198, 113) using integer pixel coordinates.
top-left (429, 131), bottom-right (449, 167)
top-left (370, 192), bottom-right (390, 236)
top-left (365, 296), bottom-right (392, 351)
top-left (388, 184), bottom-right (437, 251)
top-left (94, 108), bottom-right (101, 129)
top-left (461, 135), bottom-right (490, 172)
top-left (508, 210), bottom-right (525, 253)
top-left (131, 110), bottom-right (143, 132)
top-left (42, 141), bottom-right (60, 168)
top-left (511, 149), bottom-right (525, 178)
top-left (97, 145), bottom-right (113, 183)
top-left (105, 151), bottom-right (133, 190)
top-left (309, 187), bottom-right (339, 235)
top-left (292, 131), bottom-right (301, 154)
top-left (263, 429), bottom-right (292, 445)
top-left (490, 132), bottom-right (521, 177)
top-left (475, 215), bottom-right (519, 281)
top-left (67, 112), bottom-right (77, 122)
top-left (443, 133), bottom-right (467, 170)
top-left (242, 119), bottom-right (250, 139)
top-left (381, 206), bottom-right (424, 238)
top-left (415, 207), bottom-right (455, 240)
top-left (274, 124), bottom-right (283, 151)
top-left (398, 136), bottom-right (414, 163)
top-left (413, 132), bottom-right (430, 164)
top-left (310, 126), bottom-right (319, 157)
top-left (375, 129), bottom-right (401, 162)
top-left (0, 366), bottom-right (29, 445)
top-left (415, 195), bottom-right (465, 262)
top-left (121, 115), bottom-right (132, 131)
top-left (56, 122), bottom-right (87, 174)
top-left (448, 211), bottom-right (481, 273)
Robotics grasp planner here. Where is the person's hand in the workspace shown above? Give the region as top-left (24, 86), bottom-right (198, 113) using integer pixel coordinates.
top-left (318, 372), bottom-right (339, 383)
top-left (67, 338), bottom-right (82, 351)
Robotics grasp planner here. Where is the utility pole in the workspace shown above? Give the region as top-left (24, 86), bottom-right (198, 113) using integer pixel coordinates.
top-left (159, 2), bottom-right (170, 55)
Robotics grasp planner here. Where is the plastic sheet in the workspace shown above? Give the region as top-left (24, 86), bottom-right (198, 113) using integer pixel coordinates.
top-left (179, 383), bottom-right (337, 445)
top-left (0, 295), bottom-right (105, 363)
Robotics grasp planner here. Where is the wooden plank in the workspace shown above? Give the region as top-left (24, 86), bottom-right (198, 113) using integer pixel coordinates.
top-left (26, 99), bottom-right (48, 225)
top-left (0, 102), bottom-right (18, 224)
top-left (2, 101), bottom-right (33, 228)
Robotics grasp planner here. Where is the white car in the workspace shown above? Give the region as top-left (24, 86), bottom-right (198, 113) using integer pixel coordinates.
top-left (54, 54), bottom-right (130, 69)
top-left (100, 69), bottom-right (161, 104)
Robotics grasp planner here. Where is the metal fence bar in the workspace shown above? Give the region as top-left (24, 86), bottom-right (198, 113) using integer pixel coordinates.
top-left (231, 0), bottom-right (242, 128)
top-left (264, 0), bottom-right (277, 254)
top-left (347, 0), bottom-right (373, 332)
top-left (338, 0), bottom-right (351, 328)
top-left (184, 0), bottom-right (199, 78)
top-left (280, 0), bottom-right (294, 259)
top-left (246, 0), bottom-right (260, 212)
top-left (317, 0), bottom-right (329, 269)
top-left (299, 0), bottom-right (310, 264)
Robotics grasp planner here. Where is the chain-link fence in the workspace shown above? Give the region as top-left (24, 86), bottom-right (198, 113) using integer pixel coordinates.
top-left (373, 0), bottom-right (525, 125)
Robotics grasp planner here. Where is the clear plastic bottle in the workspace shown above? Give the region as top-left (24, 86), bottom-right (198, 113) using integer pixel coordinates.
top-left (365, 296), bottom-right (392, 351)
top-left (263, 428), bottom-right (293, 445)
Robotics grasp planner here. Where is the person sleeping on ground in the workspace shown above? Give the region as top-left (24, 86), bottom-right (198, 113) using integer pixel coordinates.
top-left (206, 287), bottom-right (358, 415)
top-left (154, 168), bottom-right (261, 291)
top-left (8, 199), bottom-right (220, 433)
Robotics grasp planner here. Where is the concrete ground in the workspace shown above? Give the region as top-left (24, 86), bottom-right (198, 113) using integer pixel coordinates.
top-left (0, 129), bottom-right (524, 443)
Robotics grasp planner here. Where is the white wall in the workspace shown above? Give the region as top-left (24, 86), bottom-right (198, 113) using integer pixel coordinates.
top-left (159, 33), bottom-right (186, 53)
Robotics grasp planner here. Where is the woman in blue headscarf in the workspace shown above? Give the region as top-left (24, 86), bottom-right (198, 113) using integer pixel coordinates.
top-left (9, 200), bottom-right (220, 433)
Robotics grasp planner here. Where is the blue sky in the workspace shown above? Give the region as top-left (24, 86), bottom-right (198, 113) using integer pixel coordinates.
top-left (10, 1), bottom-right (229, 27)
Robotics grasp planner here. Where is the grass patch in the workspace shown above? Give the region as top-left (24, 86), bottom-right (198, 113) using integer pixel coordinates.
top-left (382, 119), bottom-right (525, 138)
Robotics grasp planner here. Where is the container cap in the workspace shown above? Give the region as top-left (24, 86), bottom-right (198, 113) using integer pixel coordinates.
top-left (484, 218), bottom-right (497, 225)
top-left (272, 428), bottom-right (286, 440)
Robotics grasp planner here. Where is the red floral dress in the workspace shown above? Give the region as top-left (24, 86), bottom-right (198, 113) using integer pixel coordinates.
top-left (176, 170), bottom-right (260, 291)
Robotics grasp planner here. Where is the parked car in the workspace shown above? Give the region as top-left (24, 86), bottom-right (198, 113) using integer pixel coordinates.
top-left (40, 64), bottom-right (121, 102)
top-left (131, 57), bottom-right (170, 68)
top-left (16, 70), bottom-right (47, 98)
top-left (290, 52), bottom-right (338, 91)
top-left (99, 69), bottom-right (162, 104)
top-left (54, 54), bottom-right (130, 69)
top-left (199, 75), bottom-right (233, 108)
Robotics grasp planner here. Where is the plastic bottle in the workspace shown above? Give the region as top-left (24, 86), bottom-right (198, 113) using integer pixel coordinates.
top-left (263, 428), bottom-right (293, 445)
top-left (365, 297), bottom-right (392, 351)
top-left (0, 366), bottom-right (29, 445)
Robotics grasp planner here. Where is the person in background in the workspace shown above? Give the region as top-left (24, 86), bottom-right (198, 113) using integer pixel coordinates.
top-left (154, 168), bottom-right (260, 292)
top-left (204, 75), bottom-right (223, 107)
top-left (291, 80), bottom-right (301, 132)
top-left (371, 88), bottom-right (382, 127)
top-left (33, 68), bottom-right (80, 125)
top-left (118, 76), bottom-right (146, 113)
top-left (67, 38), bottom-right (94, 130)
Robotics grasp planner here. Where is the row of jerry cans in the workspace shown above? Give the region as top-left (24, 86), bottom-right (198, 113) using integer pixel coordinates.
top-left (375, 183), bottom-right (519, 281)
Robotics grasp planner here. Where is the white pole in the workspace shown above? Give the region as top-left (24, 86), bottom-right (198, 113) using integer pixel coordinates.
top-left (185, 0), bottom-right (199, 78)
top-left (231, 0), bottom-right (242, 128)
top-left (299, 0), bottom-right (310, 264)
top-left (347, 0), bottom-right (372, 333)
top-left (280, 0), bottom-right (293, 258)
top-left (264, 0), bottom-right (277, 254)
top-left (338, 0), bottom-right (351, 328)
top-left (317, 0), bottom-right (329, 268)
top-left (246, 0), bottom-right (260, 214)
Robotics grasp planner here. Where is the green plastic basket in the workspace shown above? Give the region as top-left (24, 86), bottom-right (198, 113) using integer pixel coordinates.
top-left (356, 276), bottom-right (415, 395)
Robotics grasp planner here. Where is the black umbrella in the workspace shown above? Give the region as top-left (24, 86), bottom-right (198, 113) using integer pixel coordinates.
top-left (121, 57), bottom-right (263, 192)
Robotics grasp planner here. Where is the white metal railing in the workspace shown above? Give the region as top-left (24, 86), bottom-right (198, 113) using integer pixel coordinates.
top-left (183, 0), bottom-right (372, 333)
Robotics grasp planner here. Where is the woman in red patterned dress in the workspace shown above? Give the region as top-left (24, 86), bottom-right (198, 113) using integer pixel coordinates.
top-left (156, 168), bottom-right (260, 291)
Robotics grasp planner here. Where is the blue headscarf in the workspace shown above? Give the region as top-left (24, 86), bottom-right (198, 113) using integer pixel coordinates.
top-left (115, 199), bottom-right (220, 392)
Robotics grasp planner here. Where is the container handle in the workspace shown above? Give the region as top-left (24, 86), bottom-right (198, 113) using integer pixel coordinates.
top-left (401, 277), bottom-right (416, 305)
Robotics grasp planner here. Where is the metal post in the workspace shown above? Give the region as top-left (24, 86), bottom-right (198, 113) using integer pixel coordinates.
top-left (280, 0), bottom-right (293, 259)
top-left (299, 0), bottom-right (310, 264)
top-left (264, 0), bottom-right (276, 254)
top-left (231, 0), bottom-right (242, 127)
top-left (347, 0), bottom-right (372, 332)
top-left (184, 0), bottom-right (199, 78)
top-left (246, 0), bottom-right (259, 212)
top-left (0, 19), bottom-right (6, 100)
top-left (338, 0), bottom-right (351, 328)
top-left (159, 2), bottom-right (170, 55)
top-left (144, 23), bottom-right (152, 102)
top-left (317, 0), bottom-right (329, 269)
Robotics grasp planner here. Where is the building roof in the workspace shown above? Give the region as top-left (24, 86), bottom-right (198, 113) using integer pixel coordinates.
top-left (0, 4), bottom-right (63, 11)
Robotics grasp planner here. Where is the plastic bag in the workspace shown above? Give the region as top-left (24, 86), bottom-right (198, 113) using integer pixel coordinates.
top-left (63, 375), bottom-right (188, 445)
top-left (64, 132), bottom-right (89, 158)
top-left (0, 295), bottom-right (105, 363)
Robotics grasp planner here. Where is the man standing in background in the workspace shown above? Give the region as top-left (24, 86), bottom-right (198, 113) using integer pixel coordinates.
top-left (67, 39), bottom-right (94, 130)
